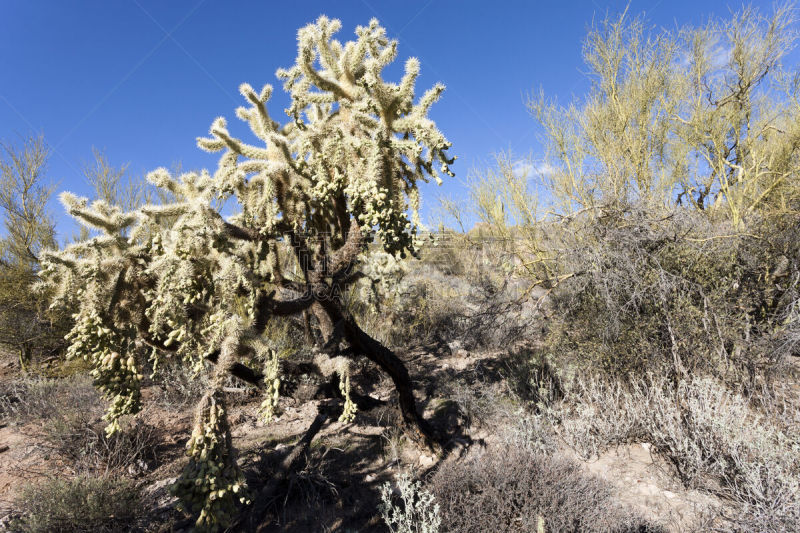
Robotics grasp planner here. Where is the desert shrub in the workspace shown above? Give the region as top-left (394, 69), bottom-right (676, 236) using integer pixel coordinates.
top-left (429, 445), bottom-right (656, 533)
top-left (0, 374), bottom-right (99, 425)
top-left (550, 374), bottom-right (800, 531)
top-left (149, 358), bottom-right (210, 409)
top-left (496, 410), bottom-right (556, 454)
top-left (9, 475), bottom-right (140, 533)
top-left (549, 376), bottom-right (643, 460)
top-left (352, 247), bottom-right (531, 349)
top-left (38, 417), bottom-right (160, 476)
top-left (448, 4), bottom-right (800, 530)
top-left (442, 358), bottom-right (522, 431)
top-left (448, 380), bottom-right (497, 429)
top-left (639, 377), bottom-right (800, 530)
top-left (500, 346), bottom-right (564, 410)
top-left (426, 231), bottom-right (536, 349)
top-left (453, 378), bottom-right (557, 452)
top-left (450, 272), bottom-right (533, 349)
top-left (517, 207), bottom-right (800, 390)
top-left (380, 474), bottom-right (441, 533)
top-left (0, 374), bottom-right (159, 474)
top-left (380, 426), bottom-right (407, 466)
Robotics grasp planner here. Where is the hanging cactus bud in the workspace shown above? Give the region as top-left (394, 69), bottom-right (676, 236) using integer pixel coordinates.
top-left (172, 390), bottom-right (249, 532)
top-left (258, 348), bottom-right (281, 424)
top-left (339, 371), bottom-right (358, 423)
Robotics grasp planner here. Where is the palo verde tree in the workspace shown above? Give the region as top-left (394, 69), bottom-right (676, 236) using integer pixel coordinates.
top-left (528, 4), bottom-right (800, 224)
top-left (464, 4), bottom-right (800, 296)
top-left (0, 134), bottom-right (61, 369)
top-left (39, 16), bottom-right (453, 531)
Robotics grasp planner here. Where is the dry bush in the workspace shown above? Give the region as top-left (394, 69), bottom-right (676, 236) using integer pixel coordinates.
top-left (429, 234), bottom-right (537, 349)
top-left (531, 208), bottom-right (800, 389)
top-left (500, 346), bottom-right (564, 410)
top-left (381, 426), bottom-right (407, 466)
top-left (451, 5), bottom-right (800, 529)
top-left (352, 242), bottom-right (533, 350)
top-left (283, 446), bottom-right (339, 514)
top-left (0, 374), bottom-right (99, 424)
top-left (0, 374), bottom-right (160, 475)
top-left (380, 474), bottom-right (441, 533)
top-left (448, 380), bottom-right (498, 430)
top-left (641, 377), bottom-right (800, 530)
top-left (483, 206), bottom-right (800, 529)
top-left (550, 374), bottom-right (800, 531)
top-left (148, 359), bottom-right (210, 409)
top-left (8, 475), bottom-right (140, 533)
top-left (36, 417), bottom-right (160, 476)
top-left (429, 445), bottom-right (658, 533)
top-left (440, 352), bottom-right (559, 451)
top-left (496, 410), bottom-right (556, 453)
top-left (549, 376), bottom-right (642, 460)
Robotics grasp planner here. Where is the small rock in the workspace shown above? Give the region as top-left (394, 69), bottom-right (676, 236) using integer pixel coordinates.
top-left (663, 490), bottom-right (676, 499)
top-left (641, 442), bottom-right (652, 452)
top-left (144, 477), bottom-right (178, 495)
top-left (419, 454), bottom-right (435, 467)
top-left (365, 474), bottom-right (376, 482)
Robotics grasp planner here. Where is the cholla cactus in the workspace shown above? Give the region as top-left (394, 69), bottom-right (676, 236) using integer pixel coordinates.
top-left (172, 389), bottom-right (249, 531)
top-left (257, 348), bottom-right (281, 423)
top-left (65, 304), bottom-right (141, 435)
top-left (39, 15), bottom-right (451, 530)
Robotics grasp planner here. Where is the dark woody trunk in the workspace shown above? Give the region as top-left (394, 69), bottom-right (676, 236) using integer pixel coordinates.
top-left (291, 220), bottom-right (441, 452)
top-left (317, 297), bottom-right (441, 452)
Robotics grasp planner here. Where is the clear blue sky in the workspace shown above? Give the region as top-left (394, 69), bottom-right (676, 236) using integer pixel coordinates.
top-left (0, 0), bottom-right (792, 236)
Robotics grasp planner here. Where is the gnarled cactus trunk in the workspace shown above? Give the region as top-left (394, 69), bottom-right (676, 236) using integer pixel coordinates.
top-left (315, 296), bottom-right (440, 451)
